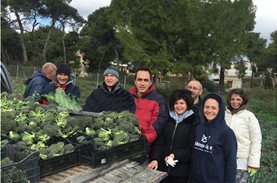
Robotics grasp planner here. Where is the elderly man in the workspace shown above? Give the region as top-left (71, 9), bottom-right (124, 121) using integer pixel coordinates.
top-left (23, 62), bottom-right (57, 98)
top-left (187, 80), bottom-right (203, 107)
top-left (186, 79), bottom-right (203, 125)
top-left (83, 67), bottom-right (135, 113)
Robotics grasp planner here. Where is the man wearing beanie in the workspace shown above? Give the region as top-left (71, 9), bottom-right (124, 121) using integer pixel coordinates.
top-left (83, 66), bottom-right (135, 113)
top-left (41, 63), bottom-right (80, 104)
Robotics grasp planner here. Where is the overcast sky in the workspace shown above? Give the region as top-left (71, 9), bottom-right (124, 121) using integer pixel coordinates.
top-left (70, 0), bottom-right (277, 43)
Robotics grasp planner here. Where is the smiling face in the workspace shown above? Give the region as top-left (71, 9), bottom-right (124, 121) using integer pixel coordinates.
top-left (104, 74), bottom-right (119, 88)
top-left (204, 98), bottom-right (219, 122)
top-left (174, 99), bottom-right (188, 115)
top-left (134, 70), bottom-right (152, 97)
top-left (56, 73), bottom-right (69, 85)
top-left (230, 94), bottom-right (243, 109)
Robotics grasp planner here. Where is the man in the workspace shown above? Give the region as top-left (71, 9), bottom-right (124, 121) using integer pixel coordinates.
top-left (23, 62), bottom-right (57, 98)
top-left (83, 67), bottom-right (135, 113)
top-left (129, 67), bottom-right (168, 144)
top-left (186, 79), bottom-right (203, 125)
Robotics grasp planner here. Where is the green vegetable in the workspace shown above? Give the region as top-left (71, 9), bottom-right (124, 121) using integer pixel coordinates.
top-left (22, 132), bottom-right (35, 145)
top-left (85, 127), bottom-right (96, 137)
top-left (98, 128), bottom-right (112, 142)
top-left (47, 142), bottom-right (65, 158)
top-left (1, 157), bottom-right (13, 166)
top-left (8, 131), bottom-right (20, 141)
top-left (112, 130), bottom-right (129, 146)
top-left (43, 88), bottom-right (82, 111)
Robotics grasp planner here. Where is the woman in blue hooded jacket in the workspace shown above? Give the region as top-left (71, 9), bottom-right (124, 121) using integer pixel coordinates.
top-left (190, 93), bottom-right (237, 183)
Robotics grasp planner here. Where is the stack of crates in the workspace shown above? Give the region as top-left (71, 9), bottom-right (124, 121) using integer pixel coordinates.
top-left (1, 144), bottom-right (40, 183)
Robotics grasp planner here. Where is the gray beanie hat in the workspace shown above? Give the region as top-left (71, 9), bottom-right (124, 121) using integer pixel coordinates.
top-left (103, 67), bottom-right (119, 78)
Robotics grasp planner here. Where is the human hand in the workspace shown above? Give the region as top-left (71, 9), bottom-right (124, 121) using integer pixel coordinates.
top-left (248, 167), bottom-right (258, 176)
top-left (147, 160), bottom-right (158, 170)
top-left (165, 156), bottom-right (178, 167)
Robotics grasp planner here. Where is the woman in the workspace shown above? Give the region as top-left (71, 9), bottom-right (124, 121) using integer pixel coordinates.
top-left (190, 93), bottom-right (237, 183)
top-left (225, 88), bottom-right (262, 183)
top-left (148, 89), bottom-right (197, 183)
top-left (41, 63), bottom-right (80, 104)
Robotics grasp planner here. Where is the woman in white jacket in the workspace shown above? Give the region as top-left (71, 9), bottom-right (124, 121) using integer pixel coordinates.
top-left (225, 88), bottom-right (262, 183)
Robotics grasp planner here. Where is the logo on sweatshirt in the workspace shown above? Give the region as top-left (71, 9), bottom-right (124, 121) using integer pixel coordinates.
top-left (194, 134), bottom-right (213, 154)
top-left (201, 134), bottom-right (210, 143)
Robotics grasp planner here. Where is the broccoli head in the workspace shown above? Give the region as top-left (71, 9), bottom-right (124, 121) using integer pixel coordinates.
top-left (47, 142), bottom-right (65, 158)
top-left (98, 128), bottom-right (112, 142)
top-left (112, 130), bottom-right (129, 146)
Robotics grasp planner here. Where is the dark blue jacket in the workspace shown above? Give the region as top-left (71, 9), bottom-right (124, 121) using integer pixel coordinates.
top-left (83, 82), bottom-right (135, 113)
top-left (23, 71), bottom-right (51, 98)
top-left (190, 94), bottom-right (237, 183)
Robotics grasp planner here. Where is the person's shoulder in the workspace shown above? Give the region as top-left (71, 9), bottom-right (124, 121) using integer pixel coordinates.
top-left (240, 109), bottom-right (256, 117)
top-left (224, 123), bottom-right (236, 137)
top-left (29, 75), bottom-right (47, 84)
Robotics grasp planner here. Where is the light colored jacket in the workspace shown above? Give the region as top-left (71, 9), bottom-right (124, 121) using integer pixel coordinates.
top-left (225, 108), bottom-right (262, 168)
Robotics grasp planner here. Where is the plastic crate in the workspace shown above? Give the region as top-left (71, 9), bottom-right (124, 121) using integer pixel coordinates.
top-left (1, 144), bottom-right (40, 183)
top-left (80, 137), bottom-right (147, 168)
top-left (39, 149), bottom-right (81, 177)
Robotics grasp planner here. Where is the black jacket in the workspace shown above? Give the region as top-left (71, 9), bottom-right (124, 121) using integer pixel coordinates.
top-left (151, 111), bottom-right (197, 178)
top-left (83, 82), bottom-right (135, 113)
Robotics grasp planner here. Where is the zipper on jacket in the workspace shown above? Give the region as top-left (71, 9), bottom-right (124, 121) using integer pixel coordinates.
top-left (167, 123), bottom-right (178, 174)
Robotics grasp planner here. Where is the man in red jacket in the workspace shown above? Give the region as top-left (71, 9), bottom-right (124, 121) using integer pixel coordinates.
top-left (129, 67), bottom-right (168, 145)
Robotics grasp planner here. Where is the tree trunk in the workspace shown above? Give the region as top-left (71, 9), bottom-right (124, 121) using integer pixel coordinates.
top-left (250, 62), bottom-right (255, 88)
top-left (114, 47), bottom-right (119, 69)
top-left (43, 20), bottom-right (56, 62)
top-left (219, 67), bottom-right (225, 93)
top-left (14, 11), bottom-right (28, 63)
top-left (62, 23), bottom-right (67, 63)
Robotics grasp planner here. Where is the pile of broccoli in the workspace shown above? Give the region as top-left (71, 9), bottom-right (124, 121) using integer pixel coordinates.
top-left (1, 93), bottom-right (141, 159)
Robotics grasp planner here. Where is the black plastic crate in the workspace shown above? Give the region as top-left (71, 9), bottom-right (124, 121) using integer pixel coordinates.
top-left (80, 137), bottom-right (147, 168)
top-left (1, 144), bottom-right (40, 183)
top-left (39, 149), bottom-right (81, 177)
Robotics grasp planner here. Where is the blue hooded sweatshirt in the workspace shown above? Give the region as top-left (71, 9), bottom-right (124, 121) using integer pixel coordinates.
top-left (190, 93), bottom-right (237, 183)
top-left (23, 71), bottom-right (51, 98)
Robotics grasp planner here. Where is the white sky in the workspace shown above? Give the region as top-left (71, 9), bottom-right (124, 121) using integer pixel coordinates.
top-left (70, 0), bottom-right (277, 43)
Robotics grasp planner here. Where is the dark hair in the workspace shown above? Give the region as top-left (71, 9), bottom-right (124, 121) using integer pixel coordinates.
top-left (227, 88), bottom-right (248, 107)
top-left (134, 67), bottom-right (152, 81)
top-left (169, 89), bottom-right (194, 111)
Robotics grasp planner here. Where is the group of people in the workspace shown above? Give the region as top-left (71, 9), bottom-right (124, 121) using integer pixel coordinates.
top-left (23, 62), bottom-right (262, 183)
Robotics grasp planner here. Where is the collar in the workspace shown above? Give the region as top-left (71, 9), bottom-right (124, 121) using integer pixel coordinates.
top-left (169, 110), bottom-right (194, 124)
top-left (227, 104), bottom-right (247, 115)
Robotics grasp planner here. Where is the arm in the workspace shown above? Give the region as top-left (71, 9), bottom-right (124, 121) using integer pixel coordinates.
top-left (73, 85), bottom-right (81, 98)
top-left (224, 128), bottom-right (237, 183)
top-left (248, 112), bottom-right (262, 168)
top-left (150, 129), bottom-right (166, 161)
top-left (83, 91), bottom-right (101, 112)
top-left (152, 96), bottom-right (169, 134)
top-left (28, 78), bottom-right (48, 96)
